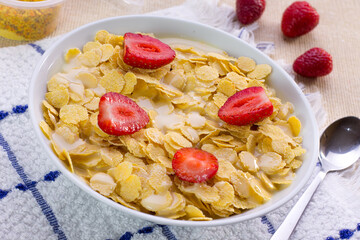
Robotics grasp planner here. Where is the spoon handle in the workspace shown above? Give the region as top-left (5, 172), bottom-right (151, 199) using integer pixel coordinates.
top-left (270, 170), bottom-right (327, 240)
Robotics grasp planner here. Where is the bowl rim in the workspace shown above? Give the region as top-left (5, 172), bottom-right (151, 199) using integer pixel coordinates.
top-left (29, 15), bottom-right (319, 227)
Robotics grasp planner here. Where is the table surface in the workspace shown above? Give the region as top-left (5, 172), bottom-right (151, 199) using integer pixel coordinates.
top-left (1, 0), bottom-right (359, 127)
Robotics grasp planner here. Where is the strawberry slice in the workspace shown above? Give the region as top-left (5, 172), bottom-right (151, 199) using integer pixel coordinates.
top-left (218, 86), bottom-right (273, 126)
top-left (123, 32), bottom-right (176, 69)
top-left (172, 148), bottom-right (219, 183)
top-left (98, 92), bottom-right (149, 135)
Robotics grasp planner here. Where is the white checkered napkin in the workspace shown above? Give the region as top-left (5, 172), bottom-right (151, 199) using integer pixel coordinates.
top-left (1, 0), bottom-right (359, 240)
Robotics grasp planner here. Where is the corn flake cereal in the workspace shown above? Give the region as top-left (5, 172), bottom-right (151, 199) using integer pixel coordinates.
top-left (122, 72), bottom-right (137, 95)
top-left (236, 56), bottom-right (256, 73)
top-left (90, 173), bottom-right (116, 196)
top-left (100, 69), bottom-right (125, 92)
top-left (217, 79), bottom-right (236, 97)
top-left (78, 49), bottom-right (102, 67)
top-left (59, 105), bottom-right (88, 124)
top-left (65, 48), bottom-right (81, 63)
top-left (247, 64), bottom-right (272, 80)
top-left (76, 72), bottom-right (98, 88)
top-left (195, 65), bottom-right (219, 81)
top-left (141, 191), bottom-right (172, 212)
top-left (39, 120), bottom-right (52, 140)
top-left (45, 89), bottom-right (69, 109)
top-left (116, 174), bottom-right (142, 202)
top-left (100, 44), bottom-right (115, 62)
top-left (288, 116), bottom-right (302, 137)
top-left (41, 31), bottom-right (306, 221)
top-left (83, 41), bottom-right (101, 53)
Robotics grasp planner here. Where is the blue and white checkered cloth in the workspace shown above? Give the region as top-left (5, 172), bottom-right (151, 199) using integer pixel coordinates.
top-left (1, 0), bottom-right (360, 239)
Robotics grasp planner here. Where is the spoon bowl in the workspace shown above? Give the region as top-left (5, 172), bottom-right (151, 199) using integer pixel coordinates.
top-left (272, 116), bottom-right (360, 240)
top-left (320, 116), bottom-right (360, 171)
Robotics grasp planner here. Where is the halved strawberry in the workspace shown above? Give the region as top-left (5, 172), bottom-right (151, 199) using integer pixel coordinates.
top-left (98, 92), bottom-right (149, 135)
top-left (172, 148), bottom-right (218, 183)
top-left (218, 86), bottom-right (273, 126)
top-left (123, 32), bottom-right (176, 69)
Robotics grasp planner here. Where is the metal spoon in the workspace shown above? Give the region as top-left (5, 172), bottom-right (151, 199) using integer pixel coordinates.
top-left (271, 116), bottom-right (360, 240)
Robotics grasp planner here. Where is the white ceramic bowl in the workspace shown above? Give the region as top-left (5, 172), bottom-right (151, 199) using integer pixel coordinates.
top-left (29, 15), bottom-right (319, 227)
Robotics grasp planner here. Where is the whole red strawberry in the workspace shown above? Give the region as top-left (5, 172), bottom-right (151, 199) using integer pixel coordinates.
top-left (218, 86), bottom-right (273, 126)
top-left (236, 0), bottom-right (266, 25)
top-left (123, 32), bottom-right (176, 69)
top-left (293, 47), bottom-right (333, 77)
top-left (98, 92), bottom-right (149, 135)
top-left (281, 1), bottom-right (320, 38)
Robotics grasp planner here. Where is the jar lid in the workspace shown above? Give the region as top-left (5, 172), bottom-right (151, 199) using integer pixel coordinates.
top-left (0, 0), bottom-right (64, 9)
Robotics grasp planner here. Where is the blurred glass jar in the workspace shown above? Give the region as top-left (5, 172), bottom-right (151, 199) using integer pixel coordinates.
top-left (0, 0), bottom-right (64, 41)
